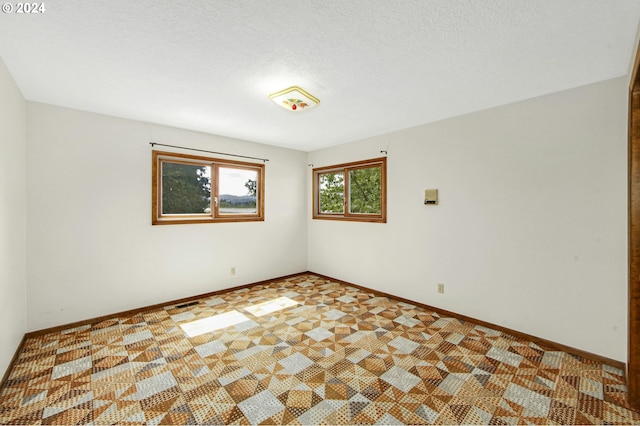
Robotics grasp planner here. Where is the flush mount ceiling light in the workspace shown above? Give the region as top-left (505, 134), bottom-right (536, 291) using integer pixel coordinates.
top-left (269, 86), bottom-right (319, 112)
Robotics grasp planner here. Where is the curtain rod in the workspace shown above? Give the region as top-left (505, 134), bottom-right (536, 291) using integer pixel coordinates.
top-left (149, 142), bottom-right (269, 162)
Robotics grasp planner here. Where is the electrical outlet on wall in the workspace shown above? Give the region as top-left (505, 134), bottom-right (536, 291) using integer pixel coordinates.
top-left (230, 267), bottom-right (236, 276)
top-left (438, 283), bottom-right (445, 294)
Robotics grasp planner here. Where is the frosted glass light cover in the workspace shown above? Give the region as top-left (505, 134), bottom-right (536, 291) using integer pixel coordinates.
top-left (269, 86), bottom-right (319, 111)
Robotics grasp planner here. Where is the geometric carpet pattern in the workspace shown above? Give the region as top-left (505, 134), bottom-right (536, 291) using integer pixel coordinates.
top-left (1, 274), bottom-right (638, 425)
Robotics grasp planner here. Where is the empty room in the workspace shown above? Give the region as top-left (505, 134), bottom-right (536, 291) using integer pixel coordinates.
top-left (2, 1), bottom-right (640, 424)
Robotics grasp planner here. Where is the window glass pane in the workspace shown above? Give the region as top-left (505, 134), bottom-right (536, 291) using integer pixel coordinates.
top-left (219, 167), bottom-right (258, 214)
top-left (349, 166), bottom-right (381, 214)
top-left (162, 162), bottom-right (211, 214)
top-left (319, 172), bottom-right (345, 213)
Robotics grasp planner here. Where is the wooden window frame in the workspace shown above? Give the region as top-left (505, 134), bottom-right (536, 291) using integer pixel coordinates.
top-left (152, 151), bottom-right (265, 225)
top-left (312, 157), bottom-right (386, 223)
top-left (628, 39), bottom-right (640, 411)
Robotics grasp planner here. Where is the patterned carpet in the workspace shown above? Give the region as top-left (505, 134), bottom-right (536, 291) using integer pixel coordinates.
top-left (0, 274), bottom-right (638, 425)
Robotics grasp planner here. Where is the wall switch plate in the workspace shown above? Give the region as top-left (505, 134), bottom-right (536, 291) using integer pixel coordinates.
top-left (438, 283), bottom-right (445, 294)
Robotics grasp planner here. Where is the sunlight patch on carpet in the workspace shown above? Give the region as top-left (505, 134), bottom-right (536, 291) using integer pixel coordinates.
top-left (180, 310), bottom-right (250, 337)
top-left (243, 296), bottom-right (298, 317)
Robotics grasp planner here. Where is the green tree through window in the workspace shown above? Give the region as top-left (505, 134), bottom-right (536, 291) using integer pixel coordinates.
top-left (245, 179), bottom-right (257, 197)
top-left (319, 172), bottom-right (344, 213)
top-left (349, 167), bottom-right (381, 214)
top-left (161, 163), bottom-right (211, 214)
top-left (313, 157), bottom-right (386, 223)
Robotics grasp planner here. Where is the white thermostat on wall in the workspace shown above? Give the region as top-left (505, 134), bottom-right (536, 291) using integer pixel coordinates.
top-left (424, 189), bottom-right (438, 205)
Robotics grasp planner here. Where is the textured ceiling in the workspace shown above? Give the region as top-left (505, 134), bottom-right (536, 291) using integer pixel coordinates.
top-left (1, 1), bottom-right (639, 151)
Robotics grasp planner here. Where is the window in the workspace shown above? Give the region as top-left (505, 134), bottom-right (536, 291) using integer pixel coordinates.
top-left (152, 151), bottom-right (264, 224)
top-left (312, 157), bottom-right (386, 222)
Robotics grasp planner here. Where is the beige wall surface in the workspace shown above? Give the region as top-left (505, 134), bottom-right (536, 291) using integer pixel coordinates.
top-left (308, 77), bottom-right (628, 362)
top-left (0, 57), bottom-right (27, 375)
top-left (26, 103), bottom-right (308, 331)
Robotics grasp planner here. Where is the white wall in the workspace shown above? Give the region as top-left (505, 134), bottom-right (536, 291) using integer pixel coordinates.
top-left (629, 21), bottom-right (640, 82)
top-left (308, 77), bottom-right (628, 362)
top-left (0, 58), bottom-right (27, 374)
top-left (26, 103), bottom-right (308, 331)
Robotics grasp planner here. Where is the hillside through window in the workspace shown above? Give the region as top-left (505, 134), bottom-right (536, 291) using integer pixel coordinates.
top-left (152, 151), bottom-right (264, 224)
